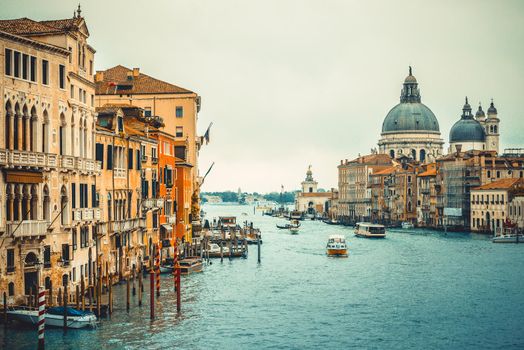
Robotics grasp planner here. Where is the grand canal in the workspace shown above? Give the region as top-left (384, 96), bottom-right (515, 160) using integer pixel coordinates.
top-left (1, 204), bottom-right (523, 349)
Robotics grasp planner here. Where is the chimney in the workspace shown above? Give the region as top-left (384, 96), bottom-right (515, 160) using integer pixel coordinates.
top-left (133, 68), bottom-right (140, 77)
top-left (95, 71), bottom-right (104, 82)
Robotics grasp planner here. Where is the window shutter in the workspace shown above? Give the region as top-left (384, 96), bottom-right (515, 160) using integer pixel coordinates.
top-left (71, 183), bottom-right (76, 209)
top-left (136, 150), bottom-right (141, 170)
top-left (107, 145), bottom-right (113, 169)
top-left (128, 148), bottom-right (133, 169)
top-left (91, 185), bottom-right (96, 207)
top-left (95, 143), bottom-right (104, 168)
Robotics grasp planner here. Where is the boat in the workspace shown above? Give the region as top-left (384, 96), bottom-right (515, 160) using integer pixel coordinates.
top-left (206, 243), bottom-right (230, 257)
top-left (354, 222), bottom-right (386, 238)
top-left (323, 219), bottom-right (339, 225)
top-left (289, 227), bottom-right (300, 234)
top-left (401, 221), bottom-right (414, 229)
top-left (159, 264), bottom-right (174, 274)
top-left (289, 211), bottom-right (304, 221)
top-left (326, 235), bottom-right (348, 257)
top-left (276, 219), bottom-right (300, 230)
top-left (177, 257), bottom-right (204, 274)
top-left (493, 227), bottom-right (524, 243)
top-left (7, 306), bottom-right (97, 329)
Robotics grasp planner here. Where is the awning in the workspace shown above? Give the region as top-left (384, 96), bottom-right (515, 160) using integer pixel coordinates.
top-left (161, 224), bottom-right (173, 232)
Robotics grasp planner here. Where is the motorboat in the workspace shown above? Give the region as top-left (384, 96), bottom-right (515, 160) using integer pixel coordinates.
top-left (177, 257), bottom-right (204, 274)
top-left (7, 306), bottom-right (97, 329)
top-left (493, 228), bottom-right (524, 243)
top-left (326, 235), bottom-right (348, 257)
top-left (354, 222), bottom-right (386, 238)
top-left (401, 221), bottom-right (414, 229)
top-left (206, 243), bottom-right (230, 257)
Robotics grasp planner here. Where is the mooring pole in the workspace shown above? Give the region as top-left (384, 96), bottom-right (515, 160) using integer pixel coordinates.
top-left (220, 241), bottom-right (223, 263)
top-left (63, 279), bottom-right (68, 331)
top-left (75, 285), bottom-right (79, 309)
top-left (138, 269), bottom-right (143, 307)
top-left (150, 268), bottom-right (155, 320)
top-left (37, 286), bottom-right (45, 350)
top-left (126, 276), bottom-right (130, 312)
top-left (81, 277), bottom-right (85, 311)
top-left (132, 265), bottom-right (136, 296)
top-left (155, 244), bottom-right (160, 297)
top-left (257, 233), bottom-right (261, 264)
top-left (108, 274), bottom-right (113, 316)
top-left (176, 261), bottom-right (181, 313)
top-left (3, 292), bottom-right (7, 326)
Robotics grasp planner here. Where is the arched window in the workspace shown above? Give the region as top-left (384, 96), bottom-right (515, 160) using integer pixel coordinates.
top-left (60, 186), bottom-right (69, 225)
top-left (411, 149), bottom-right (416, 160)
top-left (45, 277), bottom-right (51, 290)
top-left (43, 185), bottom-right (50, 221)
top-left (30, 106), bottom-right (37, 151)
top-left (5, 184), bottom-right (12, 221)
top-left (487, 170), bottom-right (491, 178)
top-left (8, 282), bottom-right (15, 296)
top-left (494, 125), bottom-right (497, 134)
top-left (420, 149), bottom-right (426, 162)
top-left (408, 201), bottom-right (412, 212)
top-left (390, 150), bottom-right (395, 158)
top-left (42, 110), bottom-right (49, 153)
top-left (30, 185), bottom-right (38, 220)
top-left (107, 193), bottom-right (112, 221)
top-left (13, 103), bottom-right (20, 150)
top-left (5, 101), bottom-right (12, 149)
top-left (408, 188), bottom-right (412, 197)
top-left (71, 113), bottom-right (75, 157)
top-left (13, 184), bottom-right (21, 221)
top-left (22, 104), bottom-right (28, 151)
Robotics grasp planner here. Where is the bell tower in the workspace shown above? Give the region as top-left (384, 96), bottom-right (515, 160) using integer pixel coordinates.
top-left (301, 166), bottom-right (318, 193)
top-left (485, 100), bottom-right (500, 154)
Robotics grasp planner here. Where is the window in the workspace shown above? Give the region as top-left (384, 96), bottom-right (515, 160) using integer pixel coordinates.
top-left (7, 249), bottom-right (15, 273)
top-left (42, 59), bottom-right (49, 85)
top-left (107, 145), bottom-right (113, 169)
top-left (136, 149), bottom-right (141, 170)
top-left (176, 106), bottom-right (183, 118)
top-left (89, 60), bottom-right (93, 75)
top-left (44, 245), bottom-right (51, 268)
top-left (95, 143), bottom-right (104, 167)
top-left (91, 94), bottom-right (94, 107)
top-left (92, 185), bottom-right (97, 207)
top-left (163, 142), bottom-right (172, 156)
top-left (13, 51), bottom-right (21, 78)
top-left (175, 146), bottom-right (186, 160)
top-left (407, 176), bottom-right (412, 183)
top-left (22, 54), bottom-right (29, 80)
top-left (5, 48), bottom-right (12, 75)
top-left (117, 117), bottom-right (123, 132)
top-left (72, 228), bottom-right (77, 250)
top-left (70, 84), bottom-right (75, 98)
top-left (496, 171), bottom-right (501, 178)
top-left (128, 148), bottom-right (134, 169)
top-left (144, 107), bottom-right (152, 117)
top-left (30, 56), bottom-right (37, 82)
top-left (71, 183), bottom-right (76, 209)
top-left (176, 126), bottom-right (183, 137)
top-left (62, 244), bottom-right (70, 265)
top-left (8, 283), bottom-right (14, 296)
top-left (487, 170), bottom-right (491, 178)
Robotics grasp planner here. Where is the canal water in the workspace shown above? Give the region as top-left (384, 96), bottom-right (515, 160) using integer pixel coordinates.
top-left (1, 203), bottom-right (524, 349)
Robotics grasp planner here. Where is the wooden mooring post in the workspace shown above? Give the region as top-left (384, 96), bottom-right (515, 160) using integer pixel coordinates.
top-left (48, 282), bottom-right (53, 307)
top-left (81, 277), bottom-right (85, 311)
top-left (57, 288), bottom-right (62, 307)
top-left (138, 269), bottom-right (143, 307)
top-left (149, 268), bottom-right (155, 320)
top-left (257, 233), bottom-right (261, 264)
top-left (63, 281), bottom-right (68, 331)
top-left (132, 265), bottom-right (136, 296)
top-left (220, 241), bottom-right (223, 263)
top-left (75, 285), bottom-right (79, 309)
top-left (108, 274), bottom-right (113, 316)
top-left (3, 292), bottom-right (7, 326)
top-left (126, 277), bottom-right (130, 312)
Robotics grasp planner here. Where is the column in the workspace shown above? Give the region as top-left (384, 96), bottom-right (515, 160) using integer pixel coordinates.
top-left (9, 113), bottom-right (14, 150)
top-left (17, 113), bottom-right (23, 150)
top-left (25, 116), bottom-right (30, 151)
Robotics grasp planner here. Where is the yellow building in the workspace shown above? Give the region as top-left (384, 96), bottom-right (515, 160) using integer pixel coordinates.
top-left (0, 10), bottom-right (99, 304)
top-left (94, 65), bottom-right (203, 238)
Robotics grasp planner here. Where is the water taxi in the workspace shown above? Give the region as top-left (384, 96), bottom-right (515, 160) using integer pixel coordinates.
top-left (493, 227), bottom-right (524, 243)
top-left (326, 235), bottom-right (348, 257)
top-left (354, 222), bottom-right (386, 238)
top-left (178, 257), bottom-right (204, 274)
top-left (289, 226), bottom-right (300, 234)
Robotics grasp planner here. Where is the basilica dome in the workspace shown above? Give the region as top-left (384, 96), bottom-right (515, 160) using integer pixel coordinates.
top-left (381, 67), bottom-right (440, 134)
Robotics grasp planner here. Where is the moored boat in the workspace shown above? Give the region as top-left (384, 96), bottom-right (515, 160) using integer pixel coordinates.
top-left (326, 235), bottom-right (348, 257)
top-left (354, 222), bottom-right (386, 238)
top-left (493, 227), bottom-right (524, 243)
top-left (7, 306), bottom-right (97, 329)
top-left (178, 257), bottom-right (204, 274)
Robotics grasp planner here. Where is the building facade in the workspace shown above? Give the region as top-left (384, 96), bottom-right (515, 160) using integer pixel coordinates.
top-left (295, 166), bottom-right (331, 215)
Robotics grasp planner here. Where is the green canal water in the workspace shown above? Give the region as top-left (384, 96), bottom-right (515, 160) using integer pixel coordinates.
top-left (1, 203), bottom-right (524, 349)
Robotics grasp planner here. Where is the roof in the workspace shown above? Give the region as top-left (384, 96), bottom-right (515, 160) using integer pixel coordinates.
top-left (382, 102), bottom-right (440, 134)
top-left (0, 17), bottom-right (83, 36)
top-left (95, 65), bottom-right (193, 95)
top-left (418, 163), bottom-right (437, 177)
top-left (343, 153), bottom-right (392, 166)
top-left (373, 166), bottom-right (397, 176)
top-left (473, 178), bottom-right (523, 191)
top-left (449, 118), bottom-right (486, 143)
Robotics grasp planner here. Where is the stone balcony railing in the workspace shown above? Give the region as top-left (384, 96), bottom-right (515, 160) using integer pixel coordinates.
top-left (114, 168), bottom-right (126, 178)
top-left (72, 208), bottom-right (102, 222)
top-left (167, 215), bottom-right (177, 224)
top-left (110, 218), bottom-right (145, 233)
top-left (142, 198), bottom-right (164, 209)
top-left (6, 220), bottom-right (48, 238)
top-left (60, 155), bottom-right (101, 174)
top-left (0, 149), bottom-right (58, 169)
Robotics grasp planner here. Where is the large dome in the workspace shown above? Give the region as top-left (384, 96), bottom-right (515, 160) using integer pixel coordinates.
top-left (382, 103), bottom-right (440, 133)
top-left (449, 119), bottom-right (486, 142)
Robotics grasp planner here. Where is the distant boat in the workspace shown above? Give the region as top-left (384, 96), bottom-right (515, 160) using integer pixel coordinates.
top-left (289, 226), bottom-right (300, 234)
top-left (178, 257), bottom-right (203, 274)
top-left (276, 219), bottom-right (300, 230)
top-left (7, 306), bottom-right (97, 329)
top-left (355, 222), bottom-right (386, 238)
top-left (326, 234), bottom-right (348, 257)
top-left (401, 222), bottom-right (414, 229)
top-left (323, 219), bottom-right (339, 225)
top-left (493, 228), bottom-right (524, 243)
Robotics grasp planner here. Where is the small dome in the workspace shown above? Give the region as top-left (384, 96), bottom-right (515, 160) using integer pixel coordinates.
top-left (404, 74), bottom-right (417, 83)
top-left (382, 103), bottom-right (440, 133)
top-left (487, 101), bottom-right (497, 115)
top-left (475, 104), bottom-right (485, 118)
top-left (450, 119), bottom-right (486, 142)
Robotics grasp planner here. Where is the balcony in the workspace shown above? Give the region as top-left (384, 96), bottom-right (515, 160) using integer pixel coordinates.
top-left (114, 168), bottom-right (126, 178)
top-left (110, 218), bottom-right (144, 233)
top-left (6, 220), bottom-right (48, 238)
top-left (0, 149), bottom-right (58, 169)
top-left (141, 155), bottom-right (148, 163)
top-left (151, 157), bottom-right (158, 164)
top-left (420, 188), bottom-right (431, 195)
top-left (60, 155), bottom-right (101, 174)
top-left (72, 208), bottom-right (102, 222)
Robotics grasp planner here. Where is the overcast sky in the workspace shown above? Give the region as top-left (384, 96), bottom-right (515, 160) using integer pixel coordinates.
top-left (3, 0), bottom-right (524, 193)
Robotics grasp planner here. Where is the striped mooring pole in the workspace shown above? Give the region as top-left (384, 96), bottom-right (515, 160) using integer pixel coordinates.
top-left (37, 286), bottom-right (45, 350)
top-left (155, 243), bottom-right (160, 297)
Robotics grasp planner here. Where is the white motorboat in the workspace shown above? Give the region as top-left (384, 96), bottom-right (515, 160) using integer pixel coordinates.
top-left (401, 221), bottom-right (414, 229)
top-left (289, 226), bottom-right (300, 234)
top-left (354, 222), bottom-right (386, 238)
top-left (7, 306), bottom-right (97, 329)
top-left (326, 235), bottom-right (348, 257)
top-left (207, 243), bottom-right (230, 257)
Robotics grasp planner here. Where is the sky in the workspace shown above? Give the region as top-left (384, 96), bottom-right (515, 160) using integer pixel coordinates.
top-left (2, 0), bottom-right (524, 193)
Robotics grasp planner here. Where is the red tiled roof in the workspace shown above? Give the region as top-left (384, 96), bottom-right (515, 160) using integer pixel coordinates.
top-left (473, 178), bottom-right (523, 190)
top-left (0, 17), bottom-right (82, 35)
top-left (95, 65), bottom-right (193, 95)
top-left (373, 166), bottom-right (397, 176)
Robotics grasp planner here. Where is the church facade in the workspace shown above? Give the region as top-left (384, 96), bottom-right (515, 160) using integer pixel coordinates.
top-left (295, 166), bottom-right (331, 215)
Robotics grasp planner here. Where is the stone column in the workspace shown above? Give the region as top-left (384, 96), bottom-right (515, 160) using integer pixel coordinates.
top-left (24, 116), bottom-right (30, 151)
top-left (8, 113), bottom-right (14, 150)
top-left (17, 113), bottom-right (23, 150)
